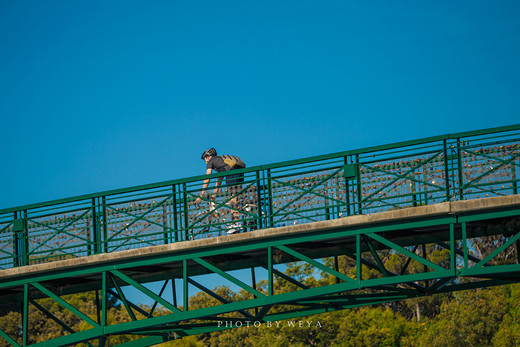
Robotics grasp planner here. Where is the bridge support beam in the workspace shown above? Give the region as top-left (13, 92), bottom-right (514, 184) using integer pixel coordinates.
top-left (0, 198), bottom-right (519, 346)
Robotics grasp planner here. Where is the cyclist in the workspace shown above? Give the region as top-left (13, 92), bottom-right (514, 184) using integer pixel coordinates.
top-left (195, 148), bottom-right (246, 233)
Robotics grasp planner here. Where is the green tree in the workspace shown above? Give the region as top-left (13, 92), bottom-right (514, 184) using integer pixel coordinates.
top-left (331, 306), bottom-right (422, 347)
top-left (418, 285), bottom-right (513, 347)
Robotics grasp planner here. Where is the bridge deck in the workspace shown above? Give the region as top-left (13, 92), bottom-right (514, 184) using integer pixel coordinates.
top-left (2, 195), bottom-right (518, 287)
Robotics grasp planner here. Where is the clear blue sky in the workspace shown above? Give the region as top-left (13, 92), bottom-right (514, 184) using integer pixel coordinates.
top-left (1, 1), bottom-right (519, 210)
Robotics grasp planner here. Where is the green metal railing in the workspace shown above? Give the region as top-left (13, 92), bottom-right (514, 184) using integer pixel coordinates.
top-left (1, 124), bottom-right (519, 269)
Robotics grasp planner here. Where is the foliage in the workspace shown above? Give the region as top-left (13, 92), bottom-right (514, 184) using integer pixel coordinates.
top-left (1, 256), bottom-right (520, 346)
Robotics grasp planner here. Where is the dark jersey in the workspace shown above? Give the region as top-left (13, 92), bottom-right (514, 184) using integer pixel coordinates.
top-left (207, 155), bottom-right (246, 173)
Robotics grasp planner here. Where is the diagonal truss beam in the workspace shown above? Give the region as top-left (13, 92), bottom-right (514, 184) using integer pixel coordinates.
top-left (192, 257), bottom-right (264, 298)
top-left (148, 280), bottom-right (170, 318)
top-left (267, 266), bottom-right (310, 290)
top-left (0, 328), bottom-right (20, 347)
top-left (31, 282), bottom-right (100, 329)
top-left (107, 289), bottom-right (149, 319)
top-left (276, 245), bottom-right (355, 283)
top-left (362, 235), bottom-right (390, 277)
top-left (474, 230), bottom-right (520, 268)
top-left (188, 278), bottom-right (255, 320)
top-left (30, 299), bottom-right (97, 347)
top-left (111, 270), bottom-right (182, 314)
top-left (344, 252), bottom-right (425, 292)
top-left (368, 233), bottom-right (446, 272)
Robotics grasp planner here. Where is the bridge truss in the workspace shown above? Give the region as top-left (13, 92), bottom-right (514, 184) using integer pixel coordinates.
top-left (0, 125), bottom-right (519, 346)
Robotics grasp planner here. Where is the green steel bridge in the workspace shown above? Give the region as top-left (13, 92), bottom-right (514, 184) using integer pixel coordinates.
top-left (1, 124), bottom-right (520, 346)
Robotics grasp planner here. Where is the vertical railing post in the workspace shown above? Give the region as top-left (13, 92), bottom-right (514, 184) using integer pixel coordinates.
top-left (91, 198), bottom-right (100, 255)
top-left (325, 185), bottom-right (331, 221)
top-left (344, 156), bottom-right (351, 216)
top-left (162, 203), bottom-right (169, 245)
top-left (22, 210), bottom-right (28, 267)
top-left (162, 188), bottom-right (171, 245)
top-left (13, 211), bottom-right (19, 267)
top-left (412, 176), bottom-right (417, 207)
top-left (456, 138), bottom-right (465, 200)
top-left (255, 171), bottom-right (263, 230)
top-left (267, 169), bottom-right (274, 228)
top-left (13, 210), bottom-right (28, 267)
top-left (512, 155), bottom-right (518, 195)
top-left (422, 165), bottom-right (429, 206)
top-left (182, 183), bottom-right (189, 242)
top-left (355, 154), bottom-right (363, 215)
top-left (102, 196), bottom-right (108, 253)
top-left (172, 185), bottom-right (179, 243)
top-left (442, 140), bottom-right (452, 202)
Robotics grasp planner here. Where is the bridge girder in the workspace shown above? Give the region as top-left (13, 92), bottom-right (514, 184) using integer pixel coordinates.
top-left (0, 201), bottom-right (519, 346)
